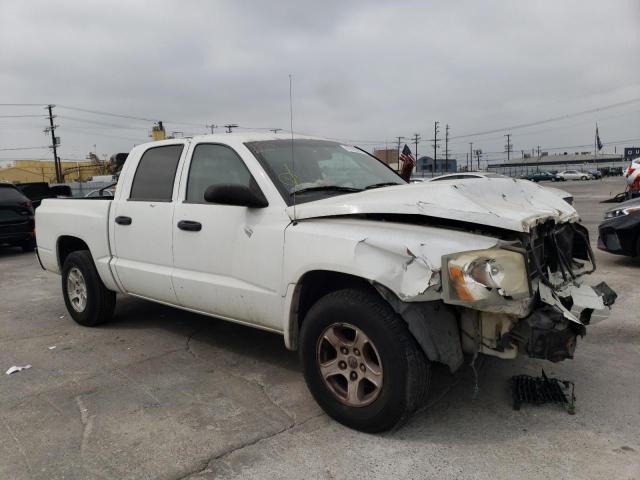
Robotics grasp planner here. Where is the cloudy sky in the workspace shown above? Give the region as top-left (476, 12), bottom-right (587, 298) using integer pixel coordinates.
top-left (1, 0), bottom-right (639, 166)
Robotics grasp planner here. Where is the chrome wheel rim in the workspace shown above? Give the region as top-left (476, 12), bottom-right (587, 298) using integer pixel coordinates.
top-left (316, 323), bottom-right (383, 407)
top-left (66, 267), bottom-right (88, 313)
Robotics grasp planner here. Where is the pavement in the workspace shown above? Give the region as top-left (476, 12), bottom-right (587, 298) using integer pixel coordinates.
top-left (1, 176), bottom-right (638, 480)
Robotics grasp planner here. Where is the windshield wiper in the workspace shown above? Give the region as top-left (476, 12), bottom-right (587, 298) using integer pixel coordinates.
top-left (364, 182), bottom-right (401, 190)
top-left (290, 185), bottom-right (362, 195)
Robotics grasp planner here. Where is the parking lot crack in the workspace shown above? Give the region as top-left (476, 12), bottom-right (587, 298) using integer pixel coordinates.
top-left (185, 328), bottom-right (202, 359)
top-left (177, 413), bottom-right (324, 480)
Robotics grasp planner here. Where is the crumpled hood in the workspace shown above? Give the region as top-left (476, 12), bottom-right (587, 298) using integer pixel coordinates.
top-left (287, 178), bottom-right (578, 233)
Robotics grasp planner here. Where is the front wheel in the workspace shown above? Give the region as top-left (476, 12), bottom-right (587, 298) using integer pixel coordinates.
top-left (62, 250), bottom-right (116, 326)
top-left (581, 176), bottom-right (588, 181)
top-left (300, 289), bottom-right (430, 432)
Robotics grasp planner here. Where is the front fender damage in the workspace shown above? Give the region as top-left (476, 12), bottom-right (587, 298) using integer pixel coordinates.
top-left (354, 237), bottom-right (442, 301)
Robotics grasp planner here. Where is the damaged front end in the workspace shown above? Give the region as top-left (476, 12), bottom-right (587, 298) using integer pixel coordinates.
top-left (448, 221), bottom-right (617, 365)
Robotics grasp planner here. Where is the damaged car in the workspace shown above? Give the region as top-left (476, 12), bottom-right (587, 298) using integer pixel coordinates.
top-left (35, 134), bottom-right (616, 432)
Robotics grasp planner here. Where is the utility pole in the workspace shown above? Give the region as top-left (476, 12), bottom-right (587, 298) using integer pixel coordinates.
top-left (536, 145), bottom-right (541, 158)
top-left (45, 104), bottom-right (62, 183)
top-left (411, 133), bottom-right (421, 163)
top-left (224, 124), bottom-right (238, 133)
top-left (396, 136), bottom-right (405, 172)
top-left (431, 121), bottom-right (440, 176)
top-left (504, 134), bottom-right (512, 163)
top-left (469, 142), bottom-right (473, 171)
top-left (444, 124), bottom-right (450, 173)
top-left (269, 128), bottom-right (282, 134)
top-left (475, 149), bottom-right (482, 170)
top-left (206, 124), bottom-right (217, 134)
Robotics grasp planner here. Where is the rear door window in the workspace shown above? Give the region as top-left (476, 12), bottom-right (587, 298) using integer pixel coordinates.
top-left (129, 145), bottom-right (184, 201)
top-left (0, 185), bottom-right (28, 202)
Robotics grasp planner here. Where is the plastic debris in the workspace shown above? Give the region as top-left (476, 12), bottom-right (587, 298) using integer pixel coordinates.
top-left (6, 365), bottom-right (32, 375)
top-left (48, 346), bottom-right (56, 350)
top-left (511, 369), bottom-right (576, 414)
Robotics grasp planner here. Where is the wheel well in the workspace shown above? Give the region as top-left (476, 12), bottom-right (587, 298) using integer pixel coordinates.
top-left (288, 270), bottom-right (377, 349)
top-left (57, 236), bottom-right (89, 269)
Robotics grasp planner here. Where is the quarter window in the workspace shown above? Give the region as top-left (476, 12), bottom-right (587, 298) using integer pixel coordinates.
top-left (185, 144), bottom-right (253, 203)
top-left (129, 145), bottom-right (184, 201)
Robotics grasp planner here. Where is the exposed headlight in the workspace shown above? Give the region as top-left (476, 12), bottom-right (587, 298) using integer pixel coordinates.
top-left (443, 248), bottom-right (530, 304)
top-left (604, 205), bottom-right (640, 219)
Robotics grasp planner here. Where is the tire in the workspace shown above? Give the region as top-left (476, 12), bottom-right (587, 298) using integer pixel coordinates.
top-left (61, 250), bottom-right (116, 326)
top-left (299, 288), bottom-right (430, 432)
top-left (581, 176), bottom-right (588, 181)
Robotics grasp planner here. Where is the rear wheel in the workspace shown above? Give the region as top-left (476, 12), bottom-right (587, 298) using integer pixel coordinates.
top-left (581, 175), bottom-right (588, 181)
top-left (300, 289), bottom-right (430, 432)
top-left (61, 250), bottom-right (116, 326)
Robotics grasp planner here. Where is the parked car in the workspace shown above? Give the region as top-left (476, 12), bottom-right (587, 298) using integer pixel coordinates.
top-left (0, 183), bottom-right (35, 251)
top-left (428, 172), bottom-right (574, 204)
top-left (598, 197), bottom-right (640, 257)
top-left (521, 171), bottom-right (556, 182)
top-left (588, 169), bottom-right (603, 179)
top-left (555, 170), bottom-right (593, 181)
top-left (15, 182), bottom-right (72, 208)
top-left (85, 188), bottom-right (114, 198)
top-left (36, 134), bottom-right (616, 432)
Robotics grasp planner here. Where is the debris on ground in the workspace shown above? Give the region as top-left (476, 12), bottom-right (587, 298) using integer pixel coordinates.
top-left (5, 364), bottom-right (32, 375)
top-left (511, 369), bottom-right (576, 414)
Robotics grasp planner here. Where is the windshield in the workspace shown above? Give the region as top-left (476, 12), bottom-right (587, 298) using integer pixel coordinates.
top-left (245, 139), bottom-right (404, 204)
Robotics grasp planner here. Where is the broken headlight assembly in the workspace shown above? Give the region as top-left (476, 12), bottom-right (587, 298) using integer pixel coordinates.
top-left (442, 248), bottom-right (530, 305)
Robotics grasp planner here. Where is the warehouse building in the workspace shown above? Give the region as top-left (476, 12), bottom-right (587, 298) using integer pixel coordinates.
top-left (486, 152), bottom-right (625, 176)
top-left (0, 159), bottom-right (107, 183)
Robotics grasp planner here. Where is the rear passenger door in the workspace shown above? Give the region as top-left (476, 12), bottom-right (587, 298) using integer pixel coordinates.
top-left (111, 143), bottom-right (186, 303)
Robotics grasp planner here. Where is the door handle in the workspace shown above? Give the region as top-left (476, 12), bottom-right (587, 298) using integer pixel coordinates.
top-left (177, 220), bottom-right (202, 232)
top-left (115, 216), bottom-right (132, 225)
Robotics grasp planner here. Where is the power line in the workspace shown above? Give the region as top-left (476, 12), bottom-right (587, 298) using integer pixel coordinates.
top-left (0, 103), bottom-right (47, 107)
top-left (451, 97), bottom-right (640, 140)
top-left (57, 105), bottom-right (207, 128)
top-left (0, 146), bottom-right (50, 151)
top-left (0, 114), bottom-right (47, 118)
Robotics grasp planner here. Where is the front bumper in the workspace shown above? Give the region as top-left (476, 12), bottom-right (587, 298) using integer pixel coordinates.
top-left (598, 215), bottom-right (640, 256)
top-left (502, 281), bottom-right (617, 362)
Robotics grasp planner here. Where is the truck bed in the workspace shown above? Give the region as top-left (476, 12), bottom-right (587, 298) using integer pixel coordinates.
top-left (35, 198), bottom-right (117, 290)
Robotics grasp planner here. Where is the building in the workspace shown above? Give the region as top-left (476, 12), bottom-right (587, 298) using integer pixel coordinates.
top-left (414, 156), bottom-right (458, 176)
top-left (486, 152), bottom-right (625, 176)
top-left (0, 159), bottom-right (107, 184)
top-left (373, 148), bottom-right (399, 165)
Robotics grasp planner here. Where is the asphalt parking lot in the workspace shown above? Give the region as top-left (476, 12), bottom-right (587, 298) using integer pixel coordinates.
top-left (1, 176), bottom-right (639, 480)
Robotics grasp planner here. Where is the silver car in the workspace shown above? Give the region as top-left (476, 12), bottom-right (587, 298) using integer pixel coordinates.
top-left (556, 170), bottom-right (593, 181)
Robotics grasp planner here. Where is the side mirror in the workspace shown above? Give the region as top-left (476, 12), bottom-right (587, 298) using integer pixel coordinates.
top-left (204, 184), bottom-right (268, 208)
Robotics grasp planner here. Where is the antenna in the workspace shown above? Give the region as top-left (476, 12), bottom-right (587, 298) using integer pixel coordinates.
top-left (289, 74), bottom-right (297, 221)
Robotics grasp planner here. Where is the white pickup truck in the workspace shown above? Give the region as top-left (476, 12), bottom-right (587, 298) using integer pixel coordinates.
top-left (36, 134), bottom-right (616, 432)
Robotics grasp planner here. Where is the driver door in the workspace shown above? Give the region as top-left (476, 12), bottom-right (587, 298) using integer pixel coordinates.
top-left (171, 142), bottom-right (288, 330)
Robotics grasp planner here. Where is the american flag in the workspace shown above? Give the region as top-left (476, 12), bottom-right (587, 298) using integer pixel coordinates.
top-left (399, 144), bottom-right (415, 181)
top-left (399, 144), bottom-right (416, 167)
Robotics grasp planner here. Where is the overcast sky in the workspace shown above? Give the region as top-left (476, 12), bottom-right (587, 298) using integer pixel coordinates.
top-left (1, 0), bottom-right (639, 165)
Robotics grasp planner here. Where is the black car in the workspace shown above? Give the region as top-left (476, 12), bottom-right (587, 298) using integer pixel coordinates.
top-left (15, 182), bottom-right (71, 208)
top-left (598, 197), bottom-right (640, 257)
top-left (0, 183), bottom-right (36, 251)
